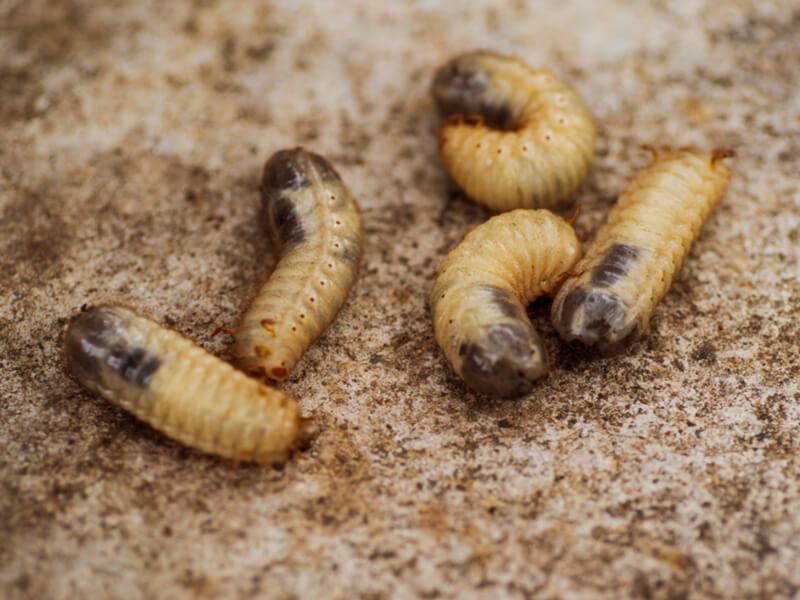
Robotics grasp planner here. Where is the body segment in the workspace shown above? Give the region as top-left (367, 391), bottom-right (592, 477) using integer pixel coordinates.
top-left (64, 305), bottom-right (305, 464)
top-left (431, 209), bottom-right (582, 397)
top-left (233, 148), bottom-right (363, 381)
top-left (433, 50), bottom-right (596, 211)
top-left (552, 149), bottom-right (732, 354)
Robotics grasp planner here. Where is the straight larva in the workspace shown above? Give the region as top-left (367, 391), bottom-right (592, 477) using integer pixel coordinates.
top-left (551, 148), bottom-right (733, 354)
top-left (431, 209), bottom-right (582, 397)
top-left (233, 148), bottom-right (363, 381)
top-left (432, 50), bottom-right (596, 211)
top-left (64, 305), bottom-right (306, 464)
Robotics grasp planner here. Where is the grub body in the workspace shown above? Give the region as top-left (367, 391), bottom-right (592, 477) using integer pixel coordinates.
top-left (64, 305), bottom-right (304, 464)
top-left (233, 148), bottom-right (363, 381)
top-left (551, 149), bottom-right (732, 354)
top-left (431, 209), bottom-right (582, 397)
top-left (433, 50), bottom-right (596, 211)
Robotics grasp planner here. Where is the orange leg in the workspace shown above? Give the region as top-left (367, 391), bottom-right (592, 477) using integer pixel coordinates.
top-left (711, 148), bottom-right (735, 168)
top-left (566, 204), bottom-right (581, 226)
top-left (640, 144), bottom-right (659, 161)
top-left (211, 326), bottom-right (235, 337)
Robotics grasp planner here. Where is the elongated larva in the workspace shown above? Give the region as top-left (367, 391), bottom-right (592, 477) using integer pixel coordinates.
top-left (430, 209), bottom-right (582, 397)
top-left (433, 50), bottom-right (596, 211)
top-left (64, 305), bottom-right (306, 464)
top-left (551, 148), bottom-right (733, 354)
top-left (233, 148), bottom-right (363, 381)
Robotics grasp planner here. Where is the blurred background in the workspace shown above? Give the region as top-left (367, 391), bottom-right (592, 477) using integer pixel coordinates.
top-left (1, 1), bottom-right (798, 598)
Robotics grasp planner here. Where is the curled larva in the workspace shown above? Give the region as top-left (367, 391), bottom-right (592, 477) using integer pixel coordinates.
top-left (432, 50), bottom-right (596, 211)
top-left (551, 148), bottom-right (733, 354)
top-left (64, 305), bottom-right (306, 465)
top-left (430, 209), bottom-right (582, 397)
top-left (233, 148), bottom-right (363, 381)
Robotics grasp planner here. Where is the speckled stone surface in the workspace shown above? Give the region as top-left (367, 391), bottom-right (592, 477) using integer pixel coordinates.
top-left (2, 1), bottom-right (799, 598)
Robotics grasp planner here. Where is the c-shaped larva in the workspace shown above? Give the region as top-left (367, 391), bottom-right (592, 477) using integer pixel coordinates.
top-left (64, 305), bottom-right (306, 465)
top-left (430, 209), bottom-right (582, 397)
top-left (432, 50), bottom-right (596, 211)
top-left (233, 148), bottom-right (363, 381)
top-left (551, 148), bottom-right (733, 354)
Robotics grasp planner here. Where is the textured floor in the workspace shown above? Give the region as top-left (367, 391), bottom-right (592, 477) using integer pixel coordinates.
top-left (1, 1), bottom-right (799, 598)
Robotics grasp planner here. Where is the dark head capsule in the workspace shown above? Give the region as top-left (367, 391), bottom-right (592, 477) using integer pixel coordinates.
top-left (551, 286), bottom-right (641, 355)
top-left (261, 148), bottom-right (312, 192)
top-left (65, 306), bottom-right (161, 390)
top-left (261, 148), bottom-right (346, 248)
top-left (432, 52), bottom-right (514, 130)
top-left (459, 322), bottom-right (547, 398)
top-left (261, 147), bottom-right (341, 194)
top-left (261, 149), bottom-right (310, 248)
top-left (306, 151), bottom-right (341, 183)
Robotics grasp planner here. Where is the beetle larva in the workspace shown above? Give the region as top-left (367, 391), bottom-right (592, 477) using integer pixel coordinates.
top-left (432, 50), bottom-right (596, 211)
top-left (64, 305), bottom-right (306, 464)
top-left (233, 148), bottom-right (363, 381)
top-left (430, 209), bottom-right (582, 397)
top-left (551, 148), bottom-right (733, 354)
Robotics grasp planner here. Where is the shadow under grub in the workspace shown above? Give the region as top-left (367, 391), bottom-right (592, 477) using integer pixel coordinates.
top-left (434, 186), bottom-right (490, 237)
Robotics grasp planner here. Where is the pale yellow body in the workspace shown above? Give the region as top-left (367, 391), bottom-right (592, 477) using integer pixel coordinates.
top-left (552, 149), bottom-right (732, 353)
top-left (436, 51), bottom-right (596, 211)
top-left (65, 306), bottom-right (304, 464)
top-left (233, 160), bottom-right (362, 381)
top-left (431, 210), bottom-right (581, 396)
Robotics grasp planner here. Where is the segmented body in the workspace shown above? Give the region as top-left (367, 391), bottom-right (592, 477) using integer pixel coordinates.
top-left (433, 50), bottom-right (596, 211)
top-left (233, 148), bottom-right (363, 381)
top-left (64, 305), bottom-right (305, 464)
top-left (551, 149), bottom-right (732, 354)
top-left (430, 209), bottom-right (582, 397)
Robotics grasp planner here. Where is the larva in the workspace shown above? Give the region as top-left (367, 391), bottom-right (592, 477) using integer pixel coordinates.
top-left (432, 50), bottom-right (596, 211)
top-left (64, 305), bottom-right (307, 465)
top-left (551, 148), bottom-right (733, 354)
top-left (233, 148), bottom-right (363, 381)
top-left (430, 209), bottom-right (582, 397)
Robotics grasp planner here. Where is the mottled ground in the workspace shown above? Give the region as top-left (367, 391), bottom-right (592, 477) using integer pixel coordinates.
top-left (1, 1), bottom-right (799, 598)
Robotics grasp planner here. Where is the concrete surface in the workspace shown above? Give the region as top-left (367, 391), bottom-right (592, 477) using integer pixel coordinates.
top-left (1, 0), bottom-right (799, 598)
